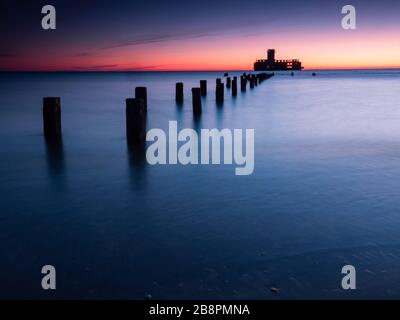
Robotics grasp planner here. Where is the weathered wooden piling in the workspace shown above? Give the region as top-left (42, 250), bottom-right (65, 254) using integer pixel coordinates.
top-left (200, 80), bottom-right (207, 96)
top-left (240, 76), bottom-right (247, 92)
top-left (254, 75), bottom-right (258, 86)
top-left (216, 83), bottom-right (224, 104)
top-left (192, 88), bottom-right (202, 115)
top-left (43, 97), bottom-right (62, 141)
top-left (216, 78), bottom-right (222, 85)
top-left (232, 77), bottom-right (237, 96)
top-left (226, 77), bottom-right (231, 88)
top-left (176, 82), bottom-right (184, 103)
top-left (250, 76), bottom-right (254, 89)
top-left (126, 98), bottom-right (146, 144)
top-left (135, 87), bottom-right (147, 111)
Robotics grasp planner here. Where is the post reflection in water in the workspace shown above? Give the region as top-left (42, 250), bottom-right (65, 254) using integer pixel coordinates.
top-left (175, 101), bottom-right (184, 124)
top-left (127, 139), bottom-right (147, 188)
top-left (192, 113), bottom-right (202, 134)
top-left (45, 138), bottom-right (66, 187)
top-left (215, 101), bottom-right (225, 129)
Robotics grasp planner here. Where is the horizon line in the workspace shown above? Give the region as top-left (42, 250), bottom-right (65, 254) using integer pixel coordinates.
top-left (1, 67), bottom-right (400, 73)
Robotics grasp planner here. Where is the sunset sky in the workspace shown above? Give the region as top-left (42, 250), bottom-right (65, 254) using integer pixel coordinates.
top-left (1, 0), bottom-right (400, 71)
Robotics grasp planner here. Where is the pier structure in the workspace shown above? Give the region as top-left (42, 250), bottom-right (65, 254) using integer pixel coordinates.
top-left (42, 72), bottom-right (277, 144)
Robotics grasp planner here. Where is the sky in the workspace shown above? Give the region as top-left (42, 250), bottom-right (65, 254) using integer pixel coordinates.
top-left (0, 0), bottom-right (400, 71)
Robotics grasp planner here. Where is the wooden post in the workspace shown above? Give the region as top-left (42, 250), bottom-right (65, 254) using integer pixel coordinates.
top-left (126, 98), bottom-right (146, 144)
top-left (250, 76), bottom-right (254, 89)
top-left (192, 88), bottom-right (202, 115)
top-left (216, 78), bottom-right (222, 85)
top-left (135, 87), bottom-right (147, 111)
top-left (232, 77), bottom-right (237, 96)
top-left (176, 82), bottom-right (184, 103)
top-left (43, 97), bottom-right (62, 141)
top-left (241, 76), bottom-right (246, 92)
top-left (216, 83), bottom-right (224, 104)
top-left (226, 77), bottom-right (231, 88)
top-left (200, 80), bottom-right (207, 96)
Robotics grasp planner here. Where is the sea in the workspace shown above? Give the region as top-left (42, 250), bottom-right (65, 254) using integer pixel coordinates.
top-left (1, 69), bottom-right (400, 299)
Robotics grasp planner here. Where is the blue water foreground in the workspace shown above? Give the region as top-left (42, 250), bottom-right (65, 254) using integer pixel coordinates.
top-left (1, 70), bottom-right (400, 299)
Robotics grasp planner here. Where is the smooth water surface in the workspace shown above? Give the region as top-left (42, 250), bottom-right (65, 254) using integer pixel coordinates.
top-left (1, 70), bottom-right (400, 299)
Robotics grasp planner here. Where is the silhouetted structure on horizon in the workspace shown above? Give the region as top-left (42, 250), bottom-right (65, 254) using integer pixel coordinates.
top-left (254, 49), bottom-right (303, 71)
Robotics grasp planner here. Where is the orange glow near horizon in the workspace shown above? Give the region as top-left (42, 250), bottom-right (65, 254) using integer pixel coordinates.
top-left (2, 26), bottom-right (400, 71)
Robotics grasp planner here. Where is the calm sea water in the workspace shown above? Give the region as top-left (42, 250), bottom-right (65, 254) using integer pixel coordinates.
top-left (1, 70), bottom-right (400, 299)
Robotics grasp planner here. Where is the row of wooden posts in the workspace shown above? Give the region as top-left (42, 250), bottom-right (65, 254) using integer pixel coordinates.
top-left (43, 72), bottom-right (274, 145)
top-left (179, 72), bottom-right (274, 115)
